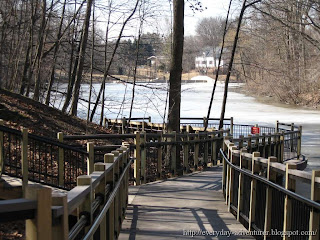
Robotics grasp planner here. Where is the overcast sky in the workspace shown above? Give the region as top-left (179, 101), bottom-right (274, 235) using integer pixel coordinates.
top-left (184, 0), bottom-right (238, 36)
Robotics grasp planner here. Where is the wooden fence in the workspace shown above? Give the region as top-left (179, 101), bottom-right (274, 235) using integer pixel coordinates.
top-left (1, 145), bottom-right (131, 240)
top-left (0, 118), bottom-right (306, 239)
top-left (221, 139), bottom-right (318, 240)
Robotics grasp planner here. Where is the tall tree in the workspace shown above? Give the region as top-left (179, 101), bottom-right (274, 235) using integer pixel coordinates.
top-left (70, 0), bottom-right (94, 116)
top-left (89, 0), bottom-right (140, 122)
top-left (205, 0), bottom-right (232, 130)
top-left (196, 17), bottom-right (224, 67)
top-left (219, 0), bottom-right (261, 129)
top-left (167, 0), bottom-right (184, 133)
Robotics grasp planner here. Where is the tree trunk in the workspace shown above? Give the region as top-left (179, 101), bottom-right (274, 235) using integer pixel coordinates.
top-left (128, 19), bottom-right (143, 127)
top-left (70, 0), bottom-right (94, 116)
top-left (45, 0), bottom-right (67, 105)
top-left (33, 0), bottom-right (47, 101)
top-left (219, 0), bottom-right (248, 130)
top-left (167, 0), bottom-right (184, 133)
top-left (89, 0), bottom-right (140, 122)
top-left (205, 0), bottom-right (233, 131)
top-left (87, 3), bottom-right (95, 122)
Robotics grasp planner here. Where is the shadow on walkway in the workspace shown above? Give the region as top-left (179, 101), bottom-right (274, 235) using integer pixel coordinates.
top-left (120, 166), bottom-right (253, 240)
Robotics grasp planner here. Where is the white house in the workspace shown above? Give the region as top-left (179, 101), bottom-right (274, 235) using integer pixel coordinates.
top-left (195, 48), bottom-right (223, 70)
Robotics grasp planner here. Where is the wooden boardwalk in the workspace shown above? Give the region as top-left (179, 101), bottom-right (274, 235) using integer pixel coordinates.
top-left (119, 166), bottom-right (253, 240)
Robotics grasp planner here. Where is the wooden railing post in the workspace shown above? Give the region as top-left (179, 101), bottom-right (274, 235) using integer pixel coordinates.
top-left (140, 131), bottom-right (146, 183)
top-left (22, 128), bottom-right (28, 196)
top-left (77, 175), bottom-right (93, 234)
top-left (116, 148), bottom-right (126, 222)
top-left (183, 133), bottom-right (189, 175)
top-left (52, 193), bottom-right (68, 240)
top-left (211, 132), bottom-right (217, 166)
top-left (26, 185), bottom-right (52, 240)
top-left (121, 117), bottom-right (127, 134)
top-left (249, 152), bottom-right (260, 231)
top-left (309, 170), bottom-right (320, 240)
top-left (204, 132), bottom-right (209, 167)
top-left (157, 132), bottom-right (163, 179)
top-left (225, 143), bottom-right (234, 204)
top-left (297, 126), bottom-right (302, 157)
top-left (274, 134), bottom-right (280, 162)
top-left (290, 123), bottom-right (294, 152)
top-left (57, 132), bottom-right (64, 187)
top-left (263, 156), bottom-right (277, 240)
top-left (104, 153), bottom-right (115, 240)
top-left (254, 133), bottom-right (259, 151)
top-left (247, 134), bottom-right (252, 153)
top-left (87, 142), bottom-right (94, 175)
top-left (194, 131), bottom-right (199, 169)
top-left (203, 117), bottom-right (207, 129)
top-left (134, 131), bottom-right (141, 185)
top-left (228, 146), bottom-right (238, 212)
top-left (237, 148), bottom-right (247, 221)
top-left (276, 120), bottom-right (279, 132)
top-left (267, 133), bottom-right (272, 157)
top-left (283, 163), bottom-right (296, 240)
top-left (280, 131), bottom-right (285, 163)
top-left (94, 163), bottom-right (107, 240)
top-left (262, 133), bottom-right (266, 157)
top-left (239, 135), bottom-right (244, 150)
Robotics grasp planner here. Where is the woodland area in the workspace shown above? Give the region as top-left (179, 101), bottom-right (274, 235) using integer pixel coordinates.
top-left (1, 0), bottom-right (320, 128)
top-left (234, 0), bottom-right (320, 106)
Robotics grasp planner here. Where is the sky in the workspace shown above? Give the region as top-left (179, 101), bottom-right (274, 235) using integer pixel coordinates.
top-left (95, 0), bottom-right (240, 39)
top-left (184, 0), bottom-right (235, 36)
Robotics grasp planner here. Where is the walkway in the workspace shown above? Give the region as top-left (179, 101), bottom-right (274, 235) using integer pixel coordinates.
top-left (119, 166), bottom-right (253, 240)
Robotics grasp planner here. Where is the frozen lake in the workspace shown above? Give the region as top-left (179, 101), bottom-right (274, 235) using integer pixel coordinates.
top-left (54, 81), bottom-right (320, 170)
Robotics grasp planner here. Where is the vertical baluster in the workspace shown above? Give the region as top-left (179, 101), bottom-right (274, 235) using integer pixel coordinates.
top-left (309, 170), bottom-right (320, 240)
top-left (283, 163), bottom-right (296, 240)
top-left (249, 152), bottom-right (260, 231)
top-left (263, 156), bottom-right (277, 240)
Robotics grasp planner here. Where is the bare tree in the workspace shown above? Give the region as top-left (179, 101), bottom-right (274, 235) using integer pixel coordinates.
top-left (167, 0), bottom-right (184, 133)
top-left (70, 0), bottom-right (94, 116)
top-left (219, 0), bottom-right (261, 129)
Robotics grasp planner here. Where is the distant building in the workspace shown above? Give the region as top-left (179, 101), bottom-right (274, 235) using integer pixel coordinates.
top-left (195, 48), bottom-right (224, 72)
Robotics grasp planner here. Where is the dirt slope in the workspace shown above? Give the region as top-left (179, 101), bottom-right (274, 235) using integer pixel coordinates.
top-left (0, 88), bottom-right (109, 137)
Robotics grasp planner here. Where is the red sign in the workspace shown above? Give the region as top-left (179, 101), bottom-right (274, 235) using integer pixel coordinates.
top-left (251, 126), bottom-right (260, 134)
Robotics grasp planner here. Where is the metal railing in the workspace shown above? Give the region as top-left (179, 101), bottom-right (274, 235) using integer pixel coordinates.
top-left (220, 145), bottom-right (319, 238)
top-left (64, 129), bottom-right (230, 184)
top-left (0, 125), bottom-right (88, 190)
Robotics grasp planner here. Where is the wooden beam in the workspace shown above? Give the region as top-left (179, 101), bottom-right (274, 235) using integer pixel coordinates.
top-left (283, 163), bottom-right (296, 240)
top-left (249, 152), bottom-right (260, 231)
top-left (52, 193), bottom-right (68, 240)
top-left (26, 185), bottom-right (52, 240)
top-left (87, 142), bottom-right (94, 175)
top-left (264, 156), bottom-right (277, 240)
top-left (309, 170), bottom-right (320, 240)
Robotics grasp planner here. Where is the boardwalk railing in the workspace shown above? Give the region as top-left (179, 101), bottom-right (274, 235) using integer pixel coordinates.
top-left (105, 118), bottom-right (303, 162)
top-left (64, 128), bottom-right (230, 185)
top-left (0, 117), bottom-right (306, 239)
top-left (221, 140), bottom-right (318, 239)
top-left (0, 124), bottom-right (89, 190)
top-left (0, 145), bottom-right (131, 240)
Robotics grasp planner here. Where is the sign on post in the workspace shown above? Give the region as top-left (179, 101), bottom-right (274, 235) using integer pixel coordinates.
top-left (251, 126), bottom-right (260, 134)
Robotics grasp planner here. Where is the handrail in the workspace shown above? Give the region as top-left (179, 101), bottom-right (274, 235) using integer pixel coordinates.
top-left (220, 149), bottom-right (320, 210)
top-left (0, 125), bottom-right (88, 155)
top-left (82, 158), bottom-right (133, 240)
top-left (64, 133), bottom-right (136, 140)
